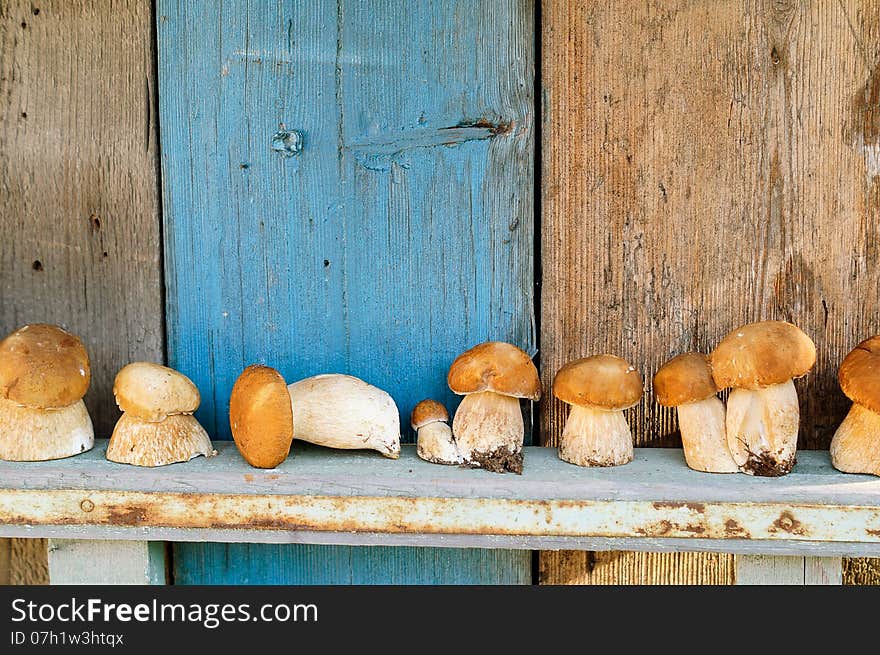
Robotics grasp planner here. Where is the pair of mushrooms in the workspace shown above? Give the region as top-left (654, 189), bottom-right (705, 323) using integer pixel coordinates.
top-left (412, 342), bottom-right (645, 472)
top-left (229, 366), bottom-right (401, 468)
top-left (654, 321), bottom-right (816, 476)
top-left (412, 341), bottom-right (540, 474)
top-left (0, 323), bottom-right (214, 467)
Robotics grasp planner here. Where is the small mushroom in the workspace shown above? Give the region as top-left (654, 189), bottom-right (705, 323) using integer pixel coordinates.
top-left (711, 321), bottom-right (816, 476)
top-left (412, 399), bottom-right (460, 465)
top-left (0, 324), bottom-right (94, 461)
top-left (447, 341), bottom-right (541, 474)
top-left (106, 362), bottom-right (215, 467)
top-left (230, 366), bottom-right (400, 468)
top-left (653, 353), bottom-right (737, 473)
top-left (830, 336), bottom-right (880, 476)
top-left (553, 355), bottom-right (642, 467)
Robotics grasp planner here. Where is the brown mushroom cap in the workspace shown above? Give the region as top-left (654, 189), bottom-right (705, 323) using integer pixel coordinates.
top-left (410, 399), bottom-right (449, 430)
top-left (711, 321), bottom-right (816, 390)
top-left (838, 336), bottom-right (880, 414)
top-left (229, 364), bottom-right (294, 468)
top-left (553, 354), bottom-right (643, 410)
top-left (0, 324), bottom-right (91, 409)
top-left (113, 362), bottom-right (200, 421)
top-left (447, 341), bottom-right (541, 400)
top-left (653, 353), bottom-right (718, 407)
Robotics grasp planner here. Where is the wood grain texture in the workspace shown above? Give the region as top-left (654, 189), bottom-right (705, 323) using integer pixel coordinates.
top-left (0, 1), bottom-right (162, 585)
top-left (158, 0), bottom-right (534, 584)
top-left (735, 555), bottom-right (841, 584)
top-left (541, 551), bottom-right (734, 585)
top-left (47, 540), bottom-right (166, 585)
top-left (540, 0), bottom-right (880, 584)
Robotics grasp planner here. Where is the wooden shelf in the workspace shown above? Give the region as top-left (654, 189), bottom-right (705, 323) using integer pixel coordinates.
top-left (1, 440), bottom-right (878, 556)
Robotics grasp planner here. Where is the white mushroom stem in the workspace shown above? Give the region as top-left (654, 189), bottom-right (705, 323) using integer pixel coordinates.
top-left (676, 397), bottom-right (738, 473)
top-left (830, 403), bottom-right (880, 476)
top-left (726, 379), bottom-right (799, 476)
top-left (452, 391), bottom-right (523, 464)
top-left (416, 421), bottom-right (462, 465)
top-left (558, 404), bottom-right (632, 467)
top-left (0, 397), bottom-right (93, 461)
top-left (287, 374), bottom-right (401, 459)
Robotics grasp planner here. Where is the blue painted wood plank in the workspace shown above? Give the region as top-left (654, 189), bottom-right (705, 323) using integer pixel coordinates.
top-left (157, 0), bottom-right (534, 585)
top-left (173, 544), bottom-right (531, 585)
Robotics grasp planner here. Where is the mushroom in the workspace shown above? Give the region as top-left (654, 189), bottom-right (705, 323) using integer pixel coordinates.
top-left (229, 365), bottom-right (294, 468)
top-left (412, 399), bottom-right (460, 465)
top-left (711, 321), bottom-right (816, 476)
top-left (230, 365), bottom-right (400, 468)
top-left (653, 353), bottom-right (737, 473)
top-left (830, 336), bottom-right (880, 476)
top-left (552, 355), bottom-right (642, 467)
top-left (106, 362), bottom-right (215, 467)
top-left (0, 324), bottom-right (94, 461)
top-left (447, 341), bottom-right (541, 474)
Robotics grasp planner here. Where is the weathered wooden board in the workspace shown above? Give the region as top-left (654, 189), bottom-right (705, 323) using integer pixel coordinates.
top-left (47, 540), bottom-right (167, 585)
top-left (157, 0), bottom-right (535, 583)
top-left (0, 0), bottom-right (163, 584)
top-left (2, 443), bottom-right (880, 556)
top-left (735, 555), bottom-right (842, 584)
top-left (541, 0), bottom-right (880, 585)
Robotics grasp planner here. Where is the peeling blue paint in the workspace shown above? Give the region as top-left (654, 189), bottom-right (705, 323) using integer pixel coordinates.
top-left (158, 0), bottom-right (535, 585)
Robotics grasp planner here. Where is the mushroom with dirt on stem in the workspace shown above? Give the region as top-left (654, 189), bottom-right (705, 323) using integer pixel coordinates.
top-left (653, 353), bottom-right (738, 473)
top-left (711, 320), bottom-right (816, 477)
top-left (106, 362), bottom-right (215, 467)
top-left (0, 324), bottom-right (94, 461)
top-left (412, 399), bottom-right (460, 465)
top-left (447, 341), bottom-right (541, 474)
top-left (230, 365), bottom-right (401, 469)
top-left (830, 336), bottom-right (880, 476)
top-left (553, 354), bottom-right (642, 467)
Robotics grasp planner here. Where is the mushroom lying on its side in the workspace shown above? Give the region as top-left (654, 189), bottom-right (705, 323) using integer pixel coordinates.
top-left (830, 336), bottom-right (880, 476)
top-left (711, 321), bottom-right (816, 477)
top-left (106, 362), bottom-right (215, 467)
top-left (653, 353), bottom-right (737, 473)
top-left (230, 366), bottom-right (400, 469)
top-left (553, 355), bottom-right (642, 467)
top-left (0, 324), bottom-right (94, 461)
top-left (447, 342), bottom-right (541, 474)
top-left (412, 399), bottom-right (461, 465)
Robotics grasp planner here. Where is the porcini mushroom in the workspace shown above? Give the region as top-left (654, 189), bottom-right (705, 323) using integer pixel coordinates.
top-left (553, 355), bottom-right (642, 467)
top-left (230, 365), bottom-right (400, 468)
top-left (412, 399), bottom-right (460, 465)
top-left (653, 353), bottom-right (737, 473)
top-left (711, 321), bottom-right (816, 476)
top-left (447, 341), bottom-right (541, 474)
top-left (830, 336), bottom-right (880, 476)
top-left (0, 324), bottom-right (94, 461)
top-left (106, 362), bottom-right (215, 467)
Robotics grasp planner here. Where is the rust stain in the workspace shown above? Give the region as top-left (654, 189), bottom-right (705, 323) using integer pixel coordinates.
top-left (682, 523), bottom-right (706, 535)
top-left (104, 505), bottom-right (148, 526)
top-left (652, 501), bottom-right (705, 513)
top-left (635, 520), bottom-right (673, 537)
top-left (769, 510), bottom-right (807, 536)
top-left (724, 519), bottom-right (751, 538)
top-left (244, 474), bottom-right (254, 482)
top-left (867, 528), bottom-right (880, 537)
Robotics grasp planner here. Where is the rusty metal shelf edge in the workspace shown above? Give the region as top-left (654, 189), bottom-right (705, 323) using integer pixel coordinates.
top-left (0, 441), bottom-right (878, 556)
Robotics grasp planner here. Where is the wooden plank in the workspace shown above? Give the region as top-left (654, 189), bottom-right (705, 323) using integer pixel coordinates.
top-left (0, 1), bottom-right (163, 584)
top-left (2, 443), bottom-right (880, 555)
top-left (541, 551), bottom-right (734, 585)
top-left (48, 540), bottom-right (167, 585)
top-left (541, 0), bottom-right (880, 585)
top-left (735, 556), bottom-right (841, 585)
top-left (157, 0), bottom-right (535, 584)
